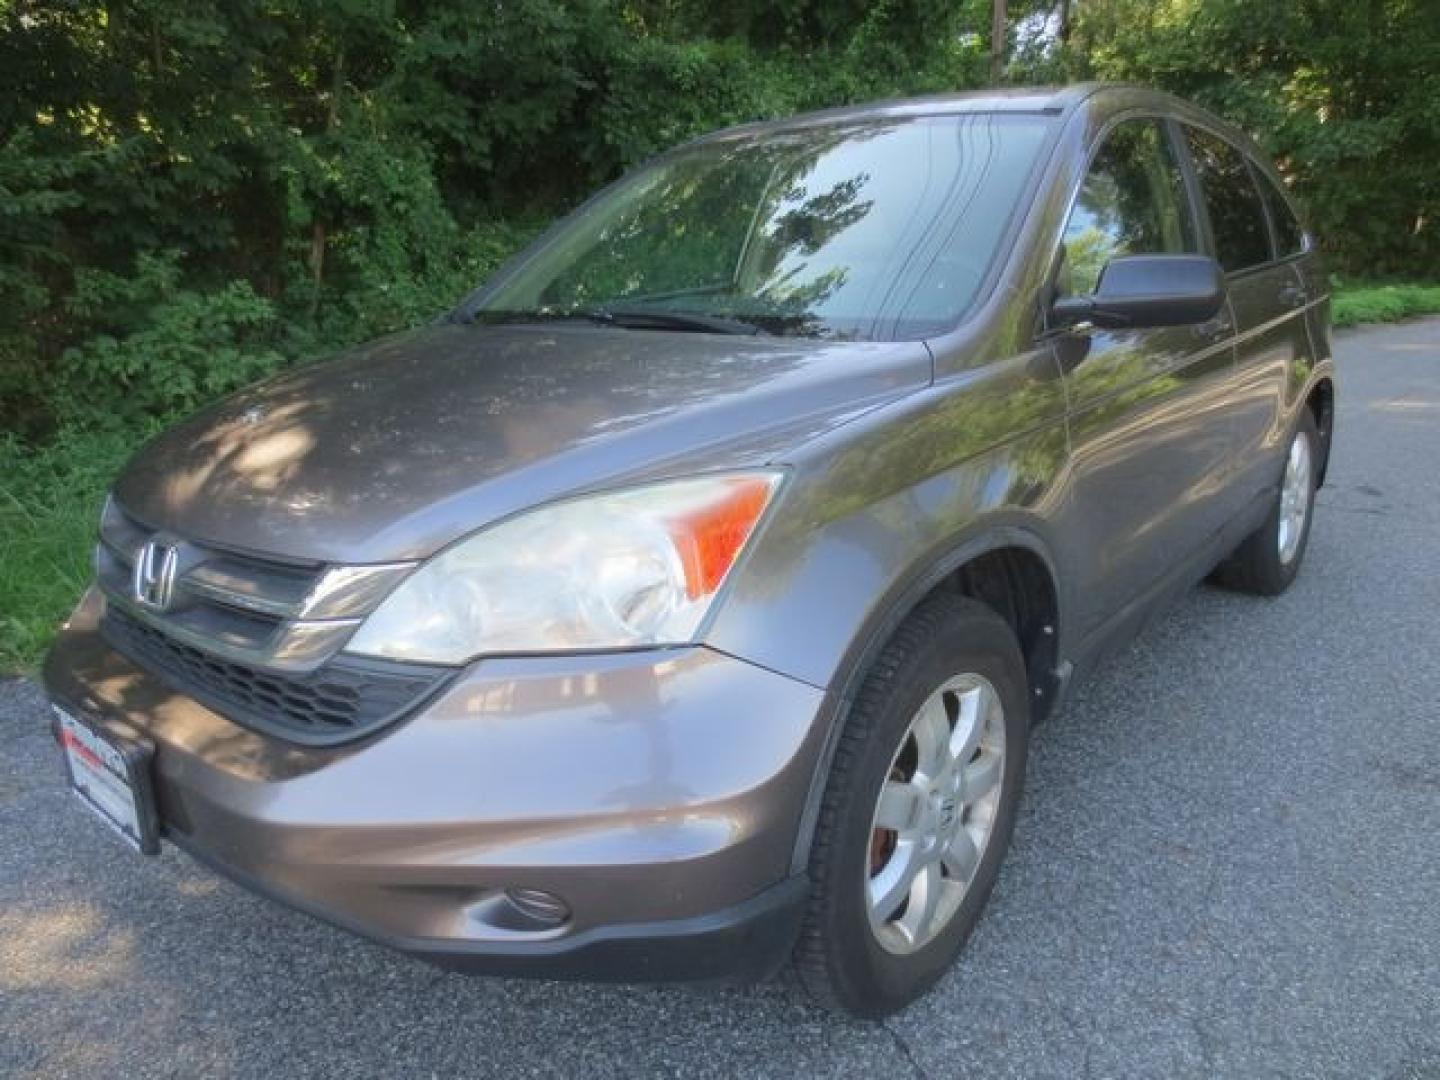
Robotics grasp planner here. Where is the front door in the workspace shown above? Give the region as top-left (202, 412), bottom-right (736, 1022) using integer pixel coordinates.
top-left (1055, 117), bottom-right (1236, 642)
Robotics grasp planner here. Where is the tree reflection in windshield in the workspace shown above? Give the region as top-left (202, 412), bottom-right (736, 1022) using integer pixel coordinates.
top-left (475, 113), bottom-right (1053, 340)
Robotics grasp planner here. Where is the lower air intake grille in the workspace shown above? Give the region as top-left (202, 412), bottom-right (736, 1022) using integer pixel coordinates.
top-left (102, 608), bottom-right (448, 746)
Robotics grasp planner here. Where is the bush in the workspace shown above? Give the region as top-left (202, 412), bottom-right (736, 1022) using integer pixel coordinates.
top-left (0, 428), bottom-right (140, 671)
top-left (1332, 283), bottom-right (1440, 329)
top-left (56, 254), bottom-right (286, 429)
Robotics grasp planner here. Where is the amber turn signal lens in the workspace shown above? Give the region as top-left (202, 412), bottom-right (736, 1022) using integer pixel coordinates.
top-left (666, 476), bottom-right (777, 600)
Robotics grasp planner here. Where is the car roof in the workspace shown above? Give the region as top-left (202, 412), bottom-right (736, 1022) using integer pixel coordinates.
top-left (687, 83), bottom-right (1215, 147)
top-left (692, 84), bottom-right (1107, 143)
top-left (684, 83), bottom-right (1281, 179)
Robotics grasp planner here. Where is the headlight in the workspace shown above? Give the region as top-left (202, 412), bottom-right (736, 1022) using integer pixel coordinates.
top-left (343, 471), bottom-right (784, 664)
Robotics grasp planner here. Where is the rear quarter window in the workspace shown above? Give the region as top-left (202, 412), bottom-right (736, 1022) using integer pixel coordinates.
top-left (1255, 167), bottom-right (1305, 258)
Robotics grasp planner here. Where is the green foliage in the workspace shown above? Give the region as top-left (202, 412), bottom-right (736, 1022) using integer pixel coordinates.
top-left (0, 0), bottom-right (1001, 445)
top-left (1332, 283), bottom-right (1440, 329)
top-left (57, 253), bottom-right (285, 427)
top-left (0, 428), bottom-right (139, 671)
top-left (2, 0), bottom-right (1438, 669)
top-left (1065, 0), bottom-right (1440, 278)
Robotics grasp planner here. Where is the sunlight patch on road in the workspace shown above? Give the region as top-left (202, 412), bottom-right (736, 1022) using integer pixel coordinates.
top-left (0, 903), bottom-right (136, 991)
top-left (175, 874), bottom-right (221, 898)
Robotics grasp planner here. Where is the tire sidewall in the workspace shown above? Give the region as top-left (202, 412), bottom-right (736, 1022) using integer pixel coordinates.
top-left (1271, 414), bottom-right (1321, 588)
top-left (819, 604), bottom-right (1030, 1014)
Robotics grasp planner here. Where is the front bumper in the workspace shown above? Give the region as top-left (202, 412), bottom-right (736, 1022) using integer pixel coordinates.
top-left (43, 587), bottom-right (830, 983)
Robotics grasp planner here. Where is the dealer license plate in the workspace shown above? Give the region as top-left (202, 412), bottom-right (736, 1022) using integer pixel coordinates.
top-left (54, 703), bottom-right (159, 855)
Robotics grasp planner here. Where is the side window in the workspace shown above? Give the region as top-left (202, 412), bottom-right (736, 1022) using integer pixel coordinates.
top-left (1061, 119), bottom-right (1198, 296)
top-left (1184, 126), bottom-right (1272, 273)
top-left (1255, 167), bottom-right (1304, 258)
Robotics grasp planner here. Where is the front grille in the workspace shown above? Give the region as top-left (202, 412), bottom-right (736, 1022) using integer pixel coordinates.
top-left (102, 607), bottom-right (449, 746)
top-left (96, 500), bottom-right (414, 672)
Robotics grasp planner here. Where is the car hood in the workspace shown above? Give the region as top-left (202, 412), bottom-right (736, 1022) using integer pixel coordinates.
top-left (114, 322), bottom-right (931, 564)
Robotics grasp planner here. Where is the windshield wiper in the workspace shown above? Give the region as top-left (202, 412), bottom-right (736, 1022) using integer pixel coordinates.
top-left (583, 307), bottom-right (764, 336)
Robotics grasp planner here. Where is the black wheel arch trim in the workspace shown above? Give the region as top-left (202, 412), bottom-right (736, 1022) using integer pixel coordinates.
top-left (1300, 367), bottom-right (1336, 489)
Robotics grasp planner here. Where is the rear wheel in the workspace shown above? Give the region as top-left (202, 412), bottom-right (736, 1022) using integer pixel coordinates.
top-left (1213, 411), bottom-right (1319, 596)
top-left (794, 594), bottom-right (1029, 1017)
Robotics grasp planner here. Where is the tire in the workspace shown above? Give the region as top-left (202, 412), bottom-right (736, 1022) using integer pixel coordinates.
top-left (1212, 411), bottom-right (1319, 597)
top-left (794, 593), bottom-right (1030, 1018)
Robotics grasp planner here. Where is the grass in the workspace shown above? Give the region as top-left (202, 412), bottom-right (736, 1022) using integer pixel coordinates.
top-left (0, 429), bottom-right (137, 674)
top-left (4, 279), bottom-right (1440, 675)
top-left (1332, 282), bottom-right (1440, 328)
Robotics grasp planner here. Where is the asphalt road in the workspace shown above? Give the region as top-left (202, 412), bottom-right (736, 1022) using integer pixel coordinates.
top-left (4, 319), bottom-right (1440, 1079)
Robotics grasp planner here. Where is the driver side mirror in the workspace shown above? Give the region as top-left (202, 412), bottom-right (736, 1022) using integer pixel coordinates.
top-left (1050, 254), bottom-right (1225, 331)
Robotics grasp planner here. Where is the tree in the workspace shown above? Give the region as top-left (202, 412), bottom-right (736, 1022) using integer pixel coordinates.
top-left (1062, 0), bottom-right (1440, 275)
top-left (991, 0), bottom-right (1008, 82)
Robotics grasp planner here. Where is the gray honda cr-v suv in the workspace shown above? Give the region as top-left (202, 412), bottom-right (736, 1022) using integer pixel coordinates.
top-left (45, 84), bottom-right (1334, 1017)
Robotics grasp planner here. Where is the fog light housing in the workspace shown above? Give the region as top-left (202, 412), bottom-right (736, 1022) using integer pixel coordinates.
top-left (466, 887), bottom-right (572, 936)
top-left (505, 887), bottom-right (570, 927)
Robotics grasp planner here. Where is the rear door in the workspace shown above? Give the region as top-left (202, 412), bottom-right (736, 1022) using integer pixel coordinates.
top-left (1056, 117), bottom-right (1236, 641)
top-left (1180, 124), bottom-right (1314, 519)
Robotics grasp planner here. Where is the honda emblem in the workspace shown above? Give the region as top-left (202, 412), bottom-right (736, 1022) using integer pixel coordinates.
top-left (132, 538), bottom-right (181, 611)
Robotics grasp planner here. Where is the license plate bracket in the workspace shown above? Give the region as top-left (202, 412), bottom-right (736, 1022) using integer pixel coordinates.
top-left (54, 703), bottom-right (160, 856)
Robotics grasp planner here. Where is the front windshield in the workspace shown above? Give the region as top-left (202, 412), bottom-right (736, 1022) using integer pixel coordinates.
top-left (467, 112), bottom-right (1053, 340)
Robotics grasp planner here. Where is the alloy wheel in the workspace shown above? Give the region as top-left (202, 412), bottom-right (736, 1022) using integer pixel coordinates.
top-left (1277, 431), bottom-right (1313, 565)
top-left (864, 673), bottom-right (1007, 955)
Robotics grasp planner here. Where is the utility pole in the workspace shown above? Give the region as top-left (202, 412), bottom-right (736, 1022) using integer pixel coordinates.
top-left (990, 0), bottom-right (1007, 83)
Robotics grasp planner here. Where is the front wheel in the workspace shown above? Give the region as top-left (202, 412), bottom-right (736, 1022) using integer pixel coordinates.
top-left (794, 594), bottom-right (1029, 1017)
top-left (1213, 411), bottom-right (1319, 596)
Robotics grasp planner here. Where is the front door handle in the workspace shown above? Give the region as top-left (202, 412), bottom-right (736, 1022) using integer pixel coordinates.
top-left (1279, 284), bottom-right (1309, 308)
top-left (1192, 315), bottom-right (1233, 342)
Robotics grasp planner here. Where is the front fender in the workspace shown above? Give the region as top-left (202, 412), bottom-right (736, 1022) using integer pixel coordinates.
top-left (704, 357), bottom-right (1073, 694)
top-left (700, 349), bottom-right (1073, 874)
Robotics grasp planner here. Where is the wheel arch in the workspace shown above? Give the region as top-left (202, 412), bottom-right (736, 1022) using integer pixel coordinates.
top-left (789, 522), bottom-right (1067, 873)
top-left (1305, 375), bottom-right (1335, 488)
